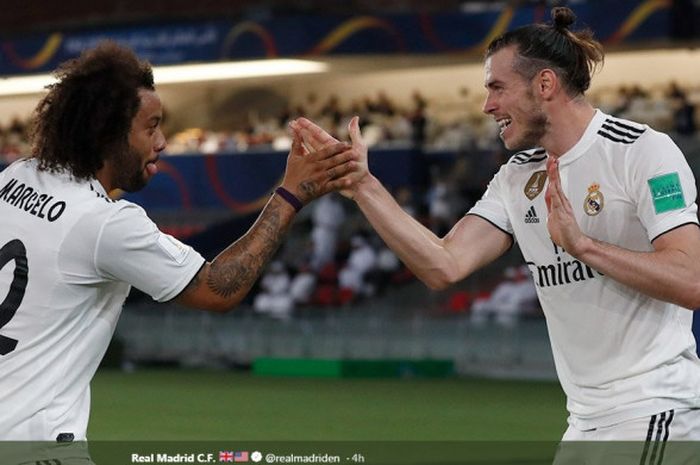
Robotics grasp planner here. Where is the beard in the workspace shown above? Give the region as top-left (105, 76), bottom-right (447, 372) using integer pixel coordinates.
top-left (502, 91), bottom-right (549, 151)
top-left (111, 145), bottom-right (149, 193)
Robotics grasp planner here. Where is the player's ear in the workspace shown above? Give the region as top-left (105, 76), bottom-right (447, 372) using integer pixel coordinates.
top-left (537, 69), bottom-right (558, 100)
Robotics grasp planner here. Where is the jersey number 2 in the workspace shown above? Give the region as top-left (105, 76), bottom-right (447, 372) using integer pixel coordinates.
top-left (0, 239), bottom-right (28, 355)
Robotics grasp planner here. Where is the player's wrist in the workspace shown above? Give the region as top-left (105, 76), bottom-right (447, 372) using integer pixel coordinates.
top-left (274, 186), bottom-right (304, 212)
top-left (351, 174), bottom-right (379, 204)
top-left (571, 234), bottom-right (596, 261)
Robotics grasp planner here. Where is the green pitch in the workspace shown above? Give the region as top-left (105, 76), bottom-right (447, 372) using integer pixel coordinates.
top-left (88, 369), bottom-right (566, 440)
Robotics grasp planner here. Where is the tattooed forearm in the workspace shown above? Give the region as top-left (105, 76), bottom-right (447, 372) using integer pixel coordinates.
top-left (206, 249), bottom-right (257, 298)
top-left (206, 199), bottom-right (292, 300)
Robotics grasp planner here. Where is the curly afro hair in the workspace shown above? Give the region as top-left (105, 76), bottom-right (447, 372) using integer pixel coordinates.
top-left (31, 40), bottom-right (154, 180)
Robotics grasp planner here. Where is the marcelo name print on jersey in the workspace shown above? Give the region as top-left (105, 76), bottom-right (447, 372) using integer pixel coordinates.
top-left (0, 177), bottom-right (66, 223)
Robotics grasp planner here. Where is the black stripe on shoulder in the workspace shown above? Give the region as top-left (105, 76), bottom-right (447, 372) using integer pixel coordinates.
top-left (600, 122), bottom-right (642, 141)
top-left (597, 130), bottom-right (637, 145)
top-left (513, 148), bottom-right (546, 157)
top-left (606, 118), bottom-right (645, 134)
top-left (514, 154), bottom-right (547, 165)
top-left (650, 222), bottom-right (699, 243)
top-left (508, 148), bottom-right (546, 165)
top-left (89, 183), bottom-right (115, 203)
top-left (465, 212), bottom-right (514, 247)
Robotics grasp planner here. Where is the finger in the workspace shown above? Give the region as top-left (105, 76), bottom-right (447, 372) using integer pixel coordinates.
top-left (551, 161), bottom-right (570, 212)
top-left (546, 155), bottom-right (555, 172)
top-left (321, 148), bottom-right (357, 171)
top-left (315, 160), bottom-right (361, 191)
top-left (549, 175), bottom-right (563, 211)
top-left (348, 116), bottom-right (364, 148)
top-left (546, 157), bottom-right (560, 186)
top-left (288, 118), bottom-right (298, 135)
top-left (310, 142), bottom-right (352, 161)
top-left (546, 158), bottom-right (566, 210)
top-left (325, 173), bottom-right (358, 192)
top-left (289, 121), bottom-right (311, 155)
top-left (544, 180), bottom-right (553, 213)
top-left (290, 130), bottom-right (303, 157)
top-left (546, 161), bottom-right (575, 217)
top-left (325, 159), bottom-right (357, 180)
top-left (298, 126), bottom-right (327, 153)
top-left (313, 156), bottom-right (358, 185)
top-left (296, 117), bottom-right (339, 148)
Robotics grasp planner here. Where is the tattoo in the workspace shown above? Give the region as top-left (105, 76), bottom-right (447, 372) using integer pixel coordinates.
top-left (299, 181), bottom-right (318, 202)
top-left (206, 199), bottom-right (291, 300)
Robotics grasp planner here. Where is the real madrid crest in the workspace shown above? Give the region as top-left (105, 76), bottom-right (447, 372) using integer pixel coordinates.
top-left (584, 183), bottom-right (604, 216)
top-left (524, 170), bottom-right (548, 200)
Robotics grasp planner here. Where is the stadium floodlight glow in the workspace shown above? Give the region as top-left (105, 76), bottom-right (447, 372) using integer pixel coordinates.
top-left (0, 59), bottom-right (328, 97)
top-left (154, 59), bottom-right (329, 84)
top-left (0, 74), bottom-right (57, 97)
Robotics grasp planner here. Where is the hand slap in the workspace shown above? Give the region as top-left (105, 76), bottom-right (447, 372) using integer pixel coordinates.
top-left (280, 130), bottom-right (356, 204)
top-left (289, 116), bottom-right (370, 200)
top-left (544, 156), bottom-right (587, 256)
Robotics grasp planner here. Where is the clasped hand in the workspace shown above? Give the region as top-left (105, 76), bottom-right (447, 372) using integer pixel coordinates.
top-left (289, 116), bottom-right (370, 200)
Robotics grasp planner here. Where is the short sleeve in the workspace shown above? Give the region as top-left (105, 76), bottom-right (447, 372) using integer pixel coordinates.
top-left (467, 164), bottom-right (515, 239)
top-left (627, 131), bottom-right (699, 242)
top-left (95, 203), bottom-right (205, 302)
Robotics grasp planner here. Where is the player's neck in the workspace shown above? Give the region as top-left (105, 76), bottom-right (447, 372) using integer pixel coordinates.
top-left (541, 98), bottom-right (595, 159)
top-left (95, 162), bottom-right (115, 193)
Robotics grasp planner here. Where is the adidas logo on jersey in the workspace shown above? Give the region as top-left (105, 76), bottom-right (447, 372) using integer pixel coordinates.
top-left (524, 206), bottom-right (540, 224)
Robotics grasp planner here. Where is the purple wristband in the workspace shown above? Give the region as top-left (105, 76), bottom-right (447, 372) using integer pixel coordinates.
top-left (275, 186), bottom-right (304, 212)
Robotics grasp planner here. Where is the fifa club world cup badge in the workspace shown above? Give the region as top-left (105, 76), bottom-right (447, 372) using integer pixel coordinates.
top-left (584, 183), bottom-right (604, 216)
top-left (524, 170), bottom-right (548, 200)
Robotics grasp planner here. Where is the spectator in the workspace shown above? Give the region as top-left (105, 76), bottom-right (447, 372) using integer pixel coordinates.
top-left (338, 234), bottom-right (378, 300)
top-left (253, 261), bottom-right (294, 320)
top-left (309, 194), bottom-right (346, 271)
top-left (410, 91), bottom-right (428, 149)
top-left (470, 266), bottom-right (539, 328)
top-left (669, 85), bottom-right (697, 136)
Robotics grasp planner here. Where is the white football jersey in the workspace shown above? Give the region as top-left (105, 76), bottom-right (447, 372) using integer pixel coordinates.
top-left (469, 110), bottom-right (700, 430)
top-left (0, 158), bottom-right (205, 440)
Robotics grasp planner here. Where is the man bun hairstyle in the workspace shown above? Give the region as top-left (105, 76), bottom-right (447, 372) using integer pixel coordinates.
top-left (552, 6), bottom-right (576, 30)
top-left (486, 6), bottom-right (604, 97)
top-left (31, 41), bottom-right (155, 180)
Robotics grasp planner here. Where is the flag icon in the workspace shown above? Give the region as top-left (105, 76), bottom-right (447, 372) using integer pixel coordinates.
top-left (219, 451), bottom-right (234, 462)
top-left (234, 451), bottom-right (249, 462)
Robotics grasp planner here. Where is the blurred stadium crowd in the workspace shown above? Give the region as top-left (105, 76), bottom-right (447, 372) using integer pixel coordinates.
top-left (2, 80), bottom-right (698, 162)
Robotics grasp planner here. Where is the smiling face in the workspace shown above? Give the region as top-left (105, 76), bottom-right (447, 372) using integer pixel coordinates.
top-left (112, 88), bottom-right (166, 192)
top-left (482, 46), bottom-right (549, 151)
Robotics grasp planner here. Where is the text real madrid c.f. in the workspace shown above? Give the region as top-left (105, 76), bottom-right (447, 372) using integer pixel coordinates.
top-left (131, 453), bottom-right (215, 463)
